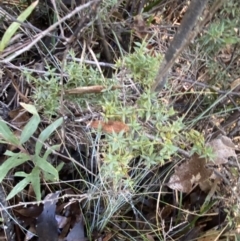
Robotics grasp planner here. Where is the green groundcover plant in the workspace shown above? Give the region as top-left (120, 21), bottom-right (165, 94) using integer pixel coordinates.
top-left (0, 103), bottom-right (63, 201)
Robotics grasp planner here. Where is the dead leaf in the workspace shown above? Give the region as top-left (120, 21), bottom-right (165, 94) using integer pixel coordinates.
top-left (66, 215), bottom-right (86, 241)
top-left (88, 120), bottom-right (129, 133)
top-left (132, 15), bottom-right (149, 39)
top-left (207, 135), bottom-right (236, 164)
top-left (25, 225), bottom-right (36, 241)
top-left (145, 234), bottom-right (155, 241)
top-left (102, 233), bottom-right (114, 241)
top-left (198, 180), bottom-right (212, 193)
top-left (230, 78), bottom-right (240, 90)
top-left (55, 214), bottom-right (70, 229)
top-left (14, 205), bottom-right (42, 218)
top-left (8, 107), bottom-right (30, 128)
top-left (167, 154), bottom-right (212, 193)
top-left (65, 85), bottom-right (120, 94)
top-left (12, 79), bottom-right (30, 103)
top-left (36, 192), bottom-right (60, 241)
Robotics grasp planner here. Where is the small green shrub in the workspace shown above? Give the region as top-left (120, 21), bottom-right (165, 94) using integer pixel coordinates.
top-left (198, 0), bottom-right (240, 87)
top-left (21, 41), bottom-right (213, 206)
top-left (117, 42), bottom-right (163, 88)
top-left (24, 66), bottom-right (61, 116)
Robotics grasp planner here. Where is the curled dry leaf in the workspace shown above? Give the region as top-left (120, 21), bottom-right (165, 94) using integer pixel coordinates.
top-left (65, 85), bottom-right (121, 94)
top-left (230, 78), bottom-right (240, 90)
top-left (132, 15), bottom-right (149, 39)
top-left (8, 107), bottom-right (30, 128)
top-left (66, 215), bottom-right (86, 241)
top-left (88, 120), bottom-right (129, 133)
top-left (167, 154), bottom-right (212, 193)
top-left (207, 135), bottom-right (236, 165)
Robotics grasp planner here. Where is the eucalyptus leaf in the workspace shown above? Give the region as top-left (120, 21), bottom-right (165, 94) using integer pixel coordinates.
top-left (35, 117), bottom-right (63, 156)
top-left (0, 1), bottom-right (39, 51)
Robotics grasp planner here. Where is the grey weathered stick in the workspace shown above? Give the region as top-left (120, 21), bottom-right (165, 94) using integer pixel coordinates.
top-left (151, 0), bottom-right (209, 92)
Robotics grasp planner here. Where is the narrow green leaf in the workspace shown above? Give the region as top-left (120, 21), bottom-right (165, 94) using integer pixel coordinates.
top-left (56, 162), bottom-right (64, 172)
top-left (42, 162), bottom-right (64, 181)
top-left (14, 171), bottom-right (28, 177)
top-left (43, 144), bottom-right (61, 160)
top-left (0, 154), bottom-right (30, 183)
top-left (30, 168), bottom-right (41, 201)
top-left (4, 150), bottom-right (31, 160)
top-left (6, 176), bottom-right (30, 200)
top-left (35, 156), bottom-right (59, 180)
top-left (0, 120), bottom-right (19, 145)
top-left (0, 1), bottom-right (39, 51)
top-left (20, 103), bottom-right (40, 144)
top-left (20, 103), bottom-right (39, 115)
top-left (35, 117), bottom-right (63, 156)
top-left (20, 115), bottom-right (40, 144)
top-left (9, 168), bottom-right (41, 201)
top-left (4, 150), bottom-right (23, 157)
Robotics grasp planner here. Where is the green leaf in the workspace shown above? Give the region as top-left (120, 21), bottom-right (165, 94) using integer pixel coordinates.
top-left (6, 177), bottom-right (30, 200)
top-left (44, 161), bottom-right (64, 181)
top-left (4, 150), bottom-right (26, 157)
top-left (0, 1), bottom-right (39, 51)
top-left (35, 117), bottom-right (63, 156)
top-left (20, 103), bottom-right (39, 115)
top-left (20, 103), bottom-right (41, 144)
top-left (0, 153), bottom-right (30, 183)
top-left (0, 120), bottom-right (19, 145)
top-left (43, 144), bottom-right (61, 160)
top-left (7, 168), bottom-right (41, 200)
top-left (30, 168), bottom-right (41, 201)
top-left (34, 156), bottom-right (59, 180)
top-left (56, 162), bottom-right (64, 172)
top-left (14, 171), bottom-right (28, 177)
